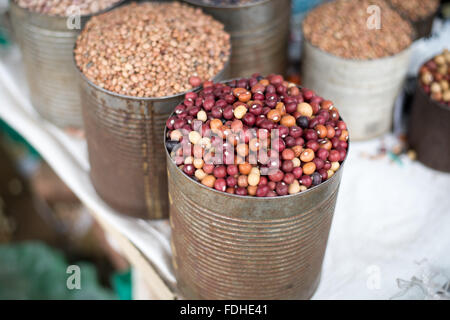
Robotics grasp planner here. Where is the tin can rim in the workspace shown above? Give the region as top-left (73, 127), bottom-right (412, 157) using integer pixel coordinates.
top-left (182, 0), bottom-right (272, 10)
top-left (301, 29), bottom-right (414, 63)
top-left (73, 49), bottom-right (231, 102)
top-left (10, 0), bottom-right (128, 20)
top-left (164, 79), bottom-right (350, 201)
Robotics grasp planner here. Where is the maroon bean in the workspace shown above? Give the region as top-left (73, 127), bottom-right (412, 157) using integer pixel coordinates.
top-left (183, 164), bottom-right (195, 176)
top-left (269, 169), bottom-right (284, 182)
top-left (301, 175), bottom-right (312, 187)
top-left (275, 182), bottom-right (289, 196)
top-left (284, 136), bottom-right (296, 147)
top-left (243, 113), bottom-right (256, 127)
top-left (285, 102), bottom-right (297, 113)
top-left (235, 187), bottom-right (248, 196)
top-left (223, 105), bottom-right (234, 120)
top-left (306, 140), bottom-right (319, 152)
top-left (214, 178), bottom-right (227, 192)
top-left (283, 172), bottom-right (295, 185)
top-left (272, 138), bottom-right (285, 152)
top-left (292, 167), bottom-right (303, 179)
top-left (226, 176), bottom-right (237, 188)
top-left (317, 148), bottom-right (329, 161)
top-left (328, 150), bottom-right (340, 162)
top-left (304, 129), bottom-right (318, 141)
top-left (289, 126), bottom-right (303, 138)
top-left (281, 160), bottom-right (294, 173)
top-left (213, 165), bottom-right (227, 178)
top-left (313, 158), bottom-right (324, 170)
top-left (268, 181), bottom-right (276, 190)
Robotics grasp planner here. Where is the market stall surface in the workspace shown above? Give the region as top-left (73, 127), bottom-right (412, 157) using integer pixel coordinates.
top-left (0, 46), bottom-right (449, 300)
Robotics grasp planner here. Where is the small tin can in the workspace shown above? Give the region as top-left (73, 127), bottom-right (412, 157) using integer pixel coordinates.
top-left (9, 0), bottom-right (125, 129)
top-left (77, 64), bottom-right (229, 220)
top-left (302, 40), bottom-right (411, 141)
top-left (183, 0), bottom-right (290, 78)
top-left (165, 81), bottom-right (348, 299)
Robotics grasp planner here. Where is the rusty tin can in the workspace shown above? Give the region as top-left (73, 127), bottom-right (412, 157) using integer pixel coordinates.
top-left (77, 64), bottom-right (229, 220)
top-left (166, 100), bottom-right (347, 299)
top-left (302, 40), bottom-right (411, 141)
top-left (408, 83), bottom-right (450, 173)
top-left (183, 0), bottom-right (290, 78)
top-left (9, 0), bottom-right (125, 129)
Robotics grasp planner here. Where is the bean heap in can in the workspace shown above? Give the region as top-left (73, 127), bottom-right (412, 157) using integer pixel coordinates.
top-left (302, 0), bottom-right (413, 60)
top-left (387, 0), bottom-right (440, 22)
top-left (74, 2), bottom-right (231, 98)
top-left (419, 49), bottom-right (450, 107)
top-left (165, 74), bottom-right (349, 197)
top-left (14, 0), bottom-right (122, 16)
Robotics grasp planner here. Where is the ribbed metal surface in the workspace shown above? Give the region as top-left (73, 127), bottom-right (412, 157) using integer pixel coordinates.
top-left (302, 40), bottom-right (411, 141)
top-left (408, 83), bottom-right (450, 173)
top-left (9, 1), bottom-right (124, 129)
top-left (167, 150), bottom-right (344, 299)
top-left (78, 65), bottom-right (229, 220)
top-left (183, 0), bottom-right (290, 78)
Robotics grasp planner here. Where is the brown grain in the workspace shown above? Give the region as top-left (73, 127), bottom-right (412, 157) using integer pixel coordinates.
top-left (302, 0), bottom-right (413, 60)
top-left (74, 2), bottom-right (230, 98)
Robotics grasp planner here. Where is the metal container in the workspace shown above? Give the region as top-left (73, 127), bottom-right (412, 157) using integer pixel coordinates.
top-left (166, 123), bottom-right (347, 299)
top-left (9, 0), bottom-right (124, 128)
top-left (408, 83), bottom-right (450, 173)
top-left (410, 12), bottom-right (436, 40)
top-left (183, 0), bottom-right (290, 78)
top-left (77, 64), bottom-right (229, 220)
top-left (302, 40), bottom-right (411, 141)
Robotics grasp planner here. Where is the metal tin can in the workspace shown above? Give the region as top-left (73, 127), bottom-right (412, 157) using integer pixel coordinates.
top-left (408, 83), bottom-right (450, 173)
top-left (165, 97), bottom-right (347, 299)
top-left (183, 0), bottom-right (290, 78)
top-left (302, 40), bottom-right (411, 141)
top-left (9, 0), bottom-right (124, 129)
top-left (77, 65), bottom-right (229, 220)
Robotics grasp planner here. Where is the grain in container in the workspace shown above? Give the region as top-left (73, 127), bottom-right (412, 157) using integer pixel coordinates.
top-left (386, 0), bottom-right (440, 40)
top-left (74, 2), bottom-right (230, 219)
top-left (183, 0), bottom-right (291, 78)
top-left (301, 0), bottom-right (413, 141)
top-left (9, 0), bottom-right (125, 129)
top-left (165, 74), bottom-right (349, 299)
top-left (408, 50), bottom-right (450, 172)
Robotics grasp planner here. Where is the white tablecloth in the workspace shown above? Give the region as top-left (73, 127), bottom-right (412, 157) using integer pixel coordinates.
top-left (1, 45), bottom-right (449, 300)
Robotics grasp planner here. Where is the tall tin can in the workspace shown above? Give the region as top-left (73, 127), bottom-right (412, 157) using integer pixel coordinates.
top-left (183, 0), bottom-right (290, 78)
top-left (9, 0), bottom-right (124, 129)
top-left (408, 83), bottom-right (450, 173)
top-left (166, 129), bottom-right (347, 299)
top-left (302, 40), bottom-right (411, 141)
top-left (77, 65), bottom-right (229, 220)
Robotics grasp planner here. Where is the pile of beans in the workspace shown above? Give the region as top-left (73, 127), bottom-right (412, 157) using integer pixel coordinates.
top-left (165, 74), bottom-right (349, 197)
top-left (387, 0), bottom-right (440, 22)
top-left (302, 0), bottom-right (413, 60)
top-left (14, 0), bottom-right (121, 16)
top-left (74, 2), bottom-right (230, 98)
top-left (419, 49), bottom-right (450, 107)
top-left (189, 0), bottom-right (262, 6)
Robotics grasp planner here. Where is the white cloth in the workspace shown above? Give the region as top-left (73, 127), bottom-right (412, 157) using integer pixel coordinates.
top-left (0, 46), bottom-right (449, 300)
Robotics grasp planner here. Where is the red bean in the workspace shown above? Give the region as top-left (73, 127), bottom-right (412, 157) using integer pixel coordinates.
top-left (328, 150), bottom-right (340, 162)
top-left (214, 178), bottom-right (227, 192)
